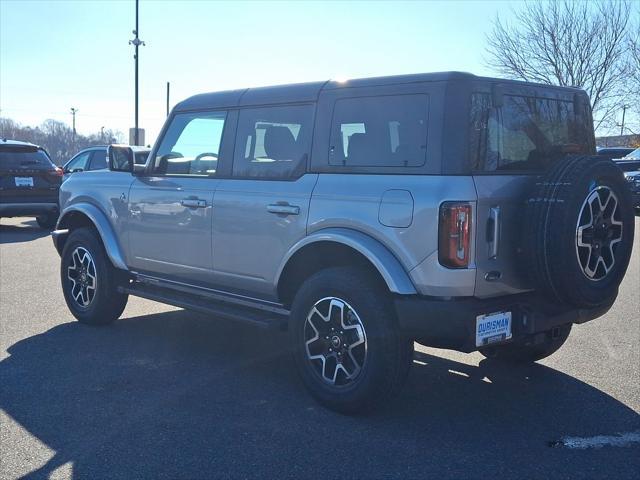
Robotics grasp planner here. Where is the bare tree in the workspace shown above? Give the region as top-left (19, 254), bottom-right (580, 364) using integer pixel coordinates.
top-left (0, 117), bottom-right (123, 165)
top-left (486, 0), bottom-right (632, 133)
top-left (627, 11), bottom-right (640, 132)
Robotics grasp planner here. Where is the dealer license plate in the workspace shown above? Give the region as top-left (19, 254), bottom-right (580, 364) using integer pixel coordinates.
top-left (14, 177), bottom-right (34, 187)
top-left (475, 311), bottom-right (512, 347)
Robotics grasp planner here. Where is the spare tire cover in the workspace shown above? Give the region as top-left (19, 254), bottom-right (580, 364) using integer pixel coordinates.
top-left (522, 156), bottom-right (635, 308)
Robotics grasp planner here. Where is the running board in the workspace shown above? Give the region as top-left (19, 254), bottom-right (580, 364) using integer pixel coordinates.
top-left (119, 282), bottom-right (289, 330)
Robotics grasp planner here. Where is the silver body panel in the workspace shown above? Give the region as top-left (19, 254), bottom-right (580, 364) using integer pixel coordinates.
top-left (127, 176), bottom-right (217, 285)
top-left (58, 169), bottom-right (537, 300)
top-left (211, 175), bottom-right (317, 298)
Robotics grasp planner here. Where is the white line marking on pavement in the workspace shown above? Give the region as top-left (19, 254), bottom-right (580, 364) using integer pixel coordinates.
top-left (551, 431), bottom-right (640, 449)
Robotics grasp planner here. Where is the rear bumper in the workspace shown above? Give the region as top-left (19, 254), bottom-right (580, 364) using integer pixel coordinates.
top-left (0, 202), bottom-right (58, 216)
top-left (395, 292), bottom-right (614, 353)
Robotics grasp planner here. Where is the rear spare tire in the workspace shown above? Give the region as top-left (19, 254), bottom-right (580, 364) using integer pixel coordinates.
top-left (522, 156), bottom-right (634, 308)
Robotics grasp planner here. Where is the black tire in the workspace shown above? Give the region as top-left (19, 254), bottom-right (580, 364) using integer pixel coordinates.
top-left (289, 266), bottom-right (413, 414)
top-left (479, 324), bottom-right (572, 364)
top-left (60, 227), bottom-right (128, 325)
top-left (36, 212), bottom-right (58, 229)
top-left (522, 156), bottom-right (635, 308)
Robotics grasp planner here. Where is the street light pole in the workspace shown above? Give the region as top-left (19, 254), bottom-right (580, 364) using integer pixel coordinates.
top-left (70, 107), bottom-right (78, 146)
top-left (166, 81), bottom-right (170, 117)
top-left (129, 0), bottom-right (145, 145)
top-left (620, 104), bottom-right (629, 136)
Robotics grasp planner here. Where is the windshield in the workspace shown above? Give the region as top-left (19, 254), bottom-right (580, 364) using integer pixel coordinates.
top-left (0, 146), bottom-right (54, 170)
top-left (622, 148), bottom-right (640, 160)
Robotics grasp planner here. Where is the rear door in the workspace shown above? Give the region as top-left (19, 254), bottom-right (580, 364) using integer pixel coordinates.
top-left (470, 89), bottom-right (594, 298)
top-left (211, 104), bottom-right (317, 300)
top-left (0, 145), bottom-right (60, 204)
top-left (127, 110), bottom-right (229, 285)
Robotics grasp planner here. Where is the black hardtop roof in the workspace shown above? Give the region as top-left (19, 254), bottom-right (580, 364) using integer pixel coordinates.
top-left (173, 71), bottom-right (586, 112)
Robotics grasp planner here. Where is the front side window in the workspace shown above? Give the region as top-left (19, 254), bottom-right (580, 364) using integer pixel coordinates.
top-left (233, 104), bottom-right (314, 179)
top-left (65, 151), bottom-right (91, 172)
top-left (153, 111), bottom-right (227, 176)
top-left (470, 93), bottom-right (593, 171)
top-left (329, 94), bottom-right (429, 167)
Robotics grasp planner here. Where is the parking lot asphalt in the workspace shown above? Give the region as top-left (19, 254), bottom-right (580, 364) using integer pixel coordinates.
top-left (0, 216), bottom-right (639, 480)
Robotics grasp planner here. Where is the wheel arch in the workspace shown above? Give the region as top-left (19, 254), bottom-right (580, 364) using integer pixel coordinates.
top-left (54, 203), bottom-right (128, 270)
top-left (276, 228), bottom-right (417, 307)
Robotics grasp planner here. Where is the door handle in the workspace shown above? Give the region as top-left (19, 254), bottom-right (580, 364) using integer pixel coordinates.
top-left (267, 203), bottom-right (300, 216)
top-left (181, 198), bottom-right (207, 209)
top-left (487, 206), bottom-right (500, 259)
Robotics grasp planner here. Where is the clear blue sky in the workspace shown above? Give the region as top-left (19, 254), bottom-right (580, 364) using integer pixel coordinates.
top-left (0, 0), bottom-right (520, 143)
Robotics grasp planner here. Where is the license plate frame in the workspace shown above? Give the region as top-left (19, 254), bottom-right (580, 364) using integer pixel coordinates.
top-left (14, 177), bottom-right (34, 187)
top-left (475, 311), bottom-right (512, 347)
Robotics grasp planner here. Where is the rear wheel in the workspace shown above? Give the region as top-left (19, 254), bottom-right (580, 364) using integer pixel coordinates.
top-left (36, 212), bottom-right (58, 229)
top-left (60, 228), bottom-right (128, 325)
top-left (479, 324), bottom-right (571, 363)
top-left (289, 267), bottom-right (413, 414)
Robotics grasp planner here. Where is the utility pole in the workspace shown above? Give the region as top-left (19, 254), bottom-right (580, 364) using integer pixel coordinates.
top-left (166, 81), bottom-right (170, 117)
top-left (70, 107), bottom-right (78, 146)
top-left (129, 0), bottom-right (145, 145)
top-left (620, 104), bottom-right (629, 136)
top-left (101, 126), bottom-right (105, 143)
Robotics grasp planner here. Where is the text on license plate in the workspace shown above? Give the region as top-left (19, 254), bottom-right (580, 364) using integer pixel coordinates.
top-left (475, 311), bottom-right (512, 347)
top-left (14, 177), bottom-right (34, 187)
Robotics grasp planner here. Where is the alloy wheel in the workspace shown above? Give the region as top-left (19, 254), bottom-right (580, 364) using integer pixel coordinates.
top-left (67, 247), bottom-right (97, 307)
top-left (304, 297), bottom-right (368, 386)
top-left (576, 186), bottom-right (623, 281)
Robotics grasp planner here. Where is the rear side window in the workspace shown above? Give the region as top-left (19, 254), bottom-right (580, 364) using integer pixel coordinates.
top-left (233, 104), bottom-right (314, 179)
top-left (0, 147), bottom-right (54, 170)
top-left (329, 94), bottom-right (429, 167)
top-left (153, 111), bottom-right (227, 176)
top-left (470, 93), bottom-right (593, 172)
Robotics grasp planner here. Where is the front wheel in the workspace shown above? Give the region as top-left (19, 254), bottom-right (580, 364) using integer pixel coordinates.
top-left (479, 324), bottom-right (572, 363)
top-left (289, 267), bottom-right (413, 414)
top-left (60, 228), bottom-right (128, 325)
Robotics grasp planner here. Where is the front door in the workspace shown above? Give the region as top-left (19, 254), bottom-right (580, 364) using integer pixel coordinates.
top-left (127, 110), bottom-right (228, 285)
top-left (212, 104), bottom-right (317, 300)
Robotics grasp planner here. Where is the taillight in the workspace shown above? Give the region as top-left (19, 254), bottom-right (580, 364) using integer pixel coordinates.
top-left (439, 202), bottom-right (472, 268)
top-left (49, 167), bottom-right (63, 177)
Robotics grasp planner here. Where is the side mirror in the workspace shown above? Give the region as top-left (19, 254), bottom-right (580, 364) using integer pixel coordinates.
top-left (108, 145), bottom-right (134, 173)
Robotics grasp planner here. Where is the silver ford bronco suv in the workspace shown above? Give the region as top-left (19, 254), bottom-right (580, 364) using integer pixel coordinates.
top-left (53, 72), bottom-right (635, 413)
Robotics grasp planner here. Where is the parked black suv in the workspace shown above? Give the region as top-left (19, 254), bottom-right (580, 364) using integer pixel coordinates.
top-left (0, 139), bottom-right (62, 228)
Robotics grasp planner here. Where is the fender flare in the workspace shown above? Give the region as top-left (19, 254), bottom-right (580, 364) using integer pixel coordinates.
top-left (276, 228), bottom-right (417, 295)
top-left (56, 203), bottom-right (128, 270)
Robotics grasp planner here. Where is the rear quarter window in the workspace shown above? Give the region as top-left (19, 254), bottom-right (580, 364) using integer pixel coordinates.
top-left (329, 94), bottom-right (429, 168)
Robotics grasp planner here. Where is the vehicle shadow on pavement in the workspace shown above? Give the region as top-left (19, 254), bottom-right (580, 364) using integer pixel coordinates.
top-left (1, 310), bottom-right (638, 479)
top-left (0, 220), bottom-right (50, 244)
